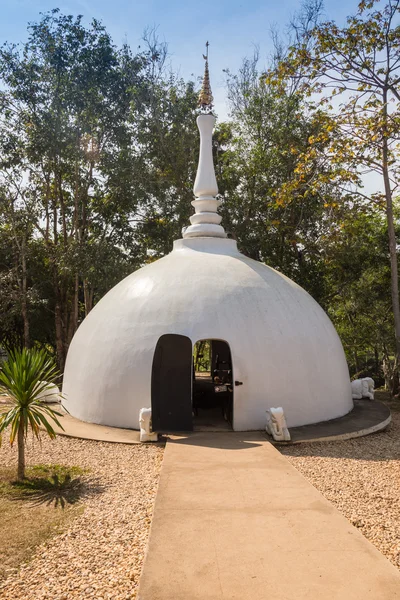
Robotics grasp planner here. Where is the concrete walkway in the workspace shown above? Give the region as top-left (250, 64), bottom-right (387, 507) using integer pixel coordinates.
top-left (138, 432), bottom-right (400, 600)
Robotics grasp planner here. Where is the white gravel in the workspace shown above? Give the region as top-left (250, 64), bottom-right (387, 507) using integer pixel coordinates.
top-left (0, 435), bottom-right (163, 600)
top-left (280, 410), bottom-right (400, 570)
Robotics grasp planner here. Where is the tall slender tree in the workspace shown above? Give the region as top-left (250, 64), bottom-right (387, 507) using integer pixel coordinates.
top-left (267, 0), bottom-right (400, 390)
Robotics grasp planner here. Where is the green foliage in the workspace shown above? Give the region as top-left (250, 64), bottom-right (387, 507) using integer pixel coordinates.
top-left (133, 74), bottom-right (199, 257)
top-left (0, 10), bottom-right (152, 367)
top-left (265, 0), bottom-right (400, 389)
top-left (0, 347), bottom-right (64, 478)
top-left (194, 340), bottom-right (211, 372)
top-left (0, 13), bottom-right (200, 368)
top-left (219, 54), bottom-right (334, 300)
top-left (322, 205), bottom-right (396, 383)
top-left (0, 347), bottom-right (64, 443)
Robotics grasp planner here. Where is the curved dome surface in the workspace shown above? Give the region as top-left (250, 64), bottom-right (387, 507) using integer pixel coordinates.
top-left (63, 237), bottom-right (353, 431)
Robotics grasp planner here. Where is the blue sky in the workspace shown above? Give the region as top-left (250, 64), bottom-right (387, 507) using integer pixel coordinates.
top-left (0, 0), bottom-right (353, 118)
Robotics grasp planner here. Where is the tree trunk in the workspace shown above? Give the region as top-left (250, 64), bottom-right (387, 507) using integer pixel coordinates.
top-left (382, 90), bottom-right (400, 394)
top-left (374, 346), bottom-right (380, 378)
top-left (68, 274), bottom-right (79, 344)
top-left (17, 417), bottom-right (25, 480)
top-left (52, 201), bottom-right (66, 371)
top-left (382, 355), bottom-right (391, 390)
top-left (21, 237), bottom-right (30, 348)
top-left (83, 278), bottom-right (93, 316)
top-left (353, 350), bottom-right (360, 374)
top-left (55, 294), bottom-right (66, 373)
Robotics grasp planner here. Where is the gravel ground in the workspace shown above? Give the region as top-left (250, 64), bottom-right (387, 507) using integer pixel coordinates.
top-left (280, 409), bottom-right (400, 570)
top-left (1, 408), bottom-right (399, 598)
top-left (0, 435), bottom-right (164, 600)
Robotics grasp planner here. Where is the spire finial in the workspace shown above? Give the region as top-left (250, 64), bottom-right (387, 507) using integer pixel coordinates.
top-left (182, 46), bottom-right (226, 239)
top-left (198, 41), bottom-right (214, 114)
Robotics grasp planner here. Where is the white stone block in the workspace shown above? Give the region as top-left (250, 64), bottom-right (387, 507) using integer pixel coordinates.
top-left (266, 407), bottom-right (291, 441)
top-left (37, 381), bottom-right (61, 403)
top-left (139, 408), bottom-right (158, 442)
top-left (351, 377), bottom-right (374, 400)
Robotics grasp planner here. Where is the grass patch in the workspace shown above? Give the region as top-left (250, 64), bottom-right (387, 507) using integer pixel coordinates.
top-left (0, 464), bottom-right (101, 581)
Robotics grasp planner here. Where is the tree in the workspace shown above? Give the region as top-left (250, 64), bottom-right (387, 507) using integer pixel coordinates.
top-left (0, 347), bottom-right (64, 480)
top-left (0, 10), bottom-right (150, 369)
top-left (0, 185), bottom-right (36, 349)
top-left (218, 53), bottom-right (339, 301)
top-left (0, 14), bottom-right (204, 367)
top-left (132, 59), bottom-right (199, 256)
top-left (267, 0), bottom-right (400, 391)
top-left (320, 202), bottom-right (395, 385)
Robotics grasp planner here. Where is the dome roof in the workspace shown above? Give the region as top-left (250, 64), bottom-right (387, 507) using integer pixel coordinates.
top-left (63, 237), bottom-right (352, 430)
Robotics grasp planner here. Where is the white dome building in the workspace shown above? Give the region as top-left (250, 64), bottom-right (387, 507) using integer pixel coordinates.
top-left (63, 56), bottom-right (353, 432)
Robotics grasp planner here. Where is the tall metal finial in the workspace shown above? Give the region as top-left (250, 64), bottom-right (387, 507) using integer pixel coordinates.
top-left (198, 41), bottom-right (214, 114)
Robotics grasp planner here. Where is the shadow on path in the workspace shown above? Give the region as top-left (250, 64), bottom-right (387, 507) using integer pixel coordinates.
top-left (165, 431), bottom-right (264, 450)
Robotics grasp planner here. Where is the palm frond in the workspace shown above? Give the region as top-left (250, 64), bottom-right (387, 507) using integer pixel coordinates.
top-left (30, 409), bottom-right (57, 439)
top-left (9, 410), bottom-right (21, 446)
top-left (0, 407), bottom-right (20, 436)
top-left (0, 347), bottom-right (60, 407)
top-left (0, 347), bottom-right (64, 448)
top-left (26, 409), bottom-right (41, 440)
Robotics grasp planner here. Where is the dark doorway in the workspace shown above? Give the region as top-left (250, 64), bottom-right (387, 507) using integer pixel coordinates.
top-left (151, 334), bottom-right (193, 432)
top-left (193, 339), bottom-right (233, 431)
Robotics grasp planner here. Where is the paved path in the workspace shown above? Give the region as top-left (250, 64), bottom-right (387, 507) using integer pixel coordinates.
top-left (138, 432), bottom-right (400, 600)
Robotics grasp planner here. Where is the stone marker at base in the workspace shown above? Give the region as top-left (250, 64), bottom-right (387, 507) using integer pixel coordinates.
top-left (139, 408), bottom-right (158, 442)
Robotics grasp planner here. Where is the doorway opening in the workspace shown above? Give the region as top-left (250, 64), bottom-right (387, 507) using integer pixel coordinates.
top-left (192, 339), bottom-right (233, 431)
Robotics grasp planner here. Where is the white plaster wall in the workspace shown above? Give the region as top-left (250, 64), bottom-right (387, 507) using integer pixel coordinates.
top-left (63, 238), bottom-right (353, 431)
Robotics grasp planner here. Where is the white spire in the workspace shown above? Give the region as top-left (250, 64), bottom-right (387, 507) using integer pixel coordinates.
top-left (183, 48), bottom-right (226, 239)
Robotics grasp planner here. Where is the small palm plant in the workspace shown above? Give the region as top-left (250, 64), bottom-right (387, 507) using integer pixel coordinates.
top-left (0, 347), bottom-right (65, 480)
